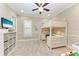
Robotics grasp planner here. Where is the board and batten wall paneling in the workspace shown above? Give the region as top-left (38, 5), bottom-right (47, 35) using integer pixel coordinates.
top-left (52, 4), bottom-right (79, 45)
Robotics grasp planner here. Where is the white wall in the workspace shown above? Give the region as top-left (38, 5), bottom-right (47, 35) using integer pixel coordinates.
top-left (0, 3), bottom-right (17, 40)
top-left (0, 3), bottom-right (17, 30)
top-left (52, 4), bottom-right (79, 46)
top-left (17, 16), bottom-right (42, 40)
top-left (0, 3), bottom-right (16, 21)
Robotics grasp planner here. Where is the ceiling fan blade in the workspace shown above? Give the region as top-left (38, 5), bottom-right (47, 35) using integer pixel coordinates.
top-left (32, 8), bottom-right (38, 11)
top-left (35, 3), bottom-right (40, 7)
top-left (44, 8), bottom-right (50, 11)
top-left (42, 3), bottom-right (49, 7)
top-left (39, 12), bottom-right (42, 14)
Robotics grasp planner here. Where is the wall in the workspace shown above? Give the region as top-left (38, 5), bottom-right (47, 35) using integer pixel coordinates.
top-left (0, 3), bottom-right (17, 30)
top-left (52, 4), bottom-right (79, 46)
top-left (0, 3), bottom-right (16, 21)
top-left (17, 16), bottom-right (42, 40)
top-left (0, 3), bottom-right (17, 40)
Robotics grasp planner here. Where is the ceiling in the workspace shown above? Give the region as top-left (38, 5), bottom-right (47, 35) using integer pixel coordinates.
top-left (7, 3), bottom-right (75, 18)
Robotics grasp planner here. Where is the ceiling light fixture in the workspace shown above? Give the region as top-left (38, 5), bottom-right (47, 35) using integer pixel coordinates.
top-left (32, 3), bottom-right (49, 14)
top-left (39, 7), bottom-right (43, 12)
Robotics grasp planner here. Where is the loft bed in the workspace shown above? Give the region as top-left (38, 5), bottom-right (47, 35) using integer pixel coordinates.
top-left (52, 27), bottom-right (65, 36)
top-left (40, 20), bottom-right (67, 48)
top-left (40, 27), bottom-right (50, 41)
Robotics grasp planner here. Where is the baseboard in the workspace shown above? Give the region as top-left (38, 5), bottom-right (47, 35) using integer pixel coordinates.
top-left (67, 45), bottom-right (75, 50)
top-left (17, 38), bottom-right (40, 41)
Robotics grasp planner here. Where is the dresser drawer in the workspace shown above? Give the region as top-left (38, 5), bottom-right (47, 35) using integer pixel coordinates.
top-left (8, 45), bottom-right (12, 52)
top-left (8, 39), bottom-right (12, 46)
top-left (4, 34), bottom-right (9, 41)
top-left (4, 34), bottom-right (9, 38)
top-left (4, 48), bottom-right (8, 56)
top-left (4, 41), bottom-right (8, 50)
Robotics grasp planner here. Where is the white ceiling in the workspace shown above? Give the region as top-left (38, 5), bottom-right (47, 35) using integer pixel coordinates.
top-left (7, 3), bottom-right (75, 18)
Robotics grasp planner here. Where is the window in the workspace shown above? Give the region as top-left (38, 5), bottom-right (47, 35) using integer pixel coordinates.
top-left (23, 20), bottom-right (32, 38)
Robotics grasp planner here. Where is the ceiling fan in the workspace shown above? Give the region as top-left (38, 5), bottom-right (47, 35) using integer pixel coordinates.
top-left (32, 3), bottom-right (50, 14)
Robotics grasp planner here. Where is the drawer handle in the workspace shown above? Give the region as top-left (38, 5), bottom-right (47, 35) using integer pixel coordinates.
top-left (14, 37), bottom-right (16, 38)
top-left (9, 45), bottom-right (12, 48)
top-left (4, 40), bottom-right (8, 43)
top-left (4, 48), bottom-right (8, 51)
top-left (10, 38), bottom-right (12, 40)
